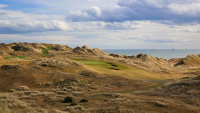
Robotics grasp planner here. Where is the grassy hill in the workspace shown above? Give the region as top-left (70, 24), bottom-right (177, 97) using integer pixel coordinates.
top-left (0, 42), bottom-right (200, 113)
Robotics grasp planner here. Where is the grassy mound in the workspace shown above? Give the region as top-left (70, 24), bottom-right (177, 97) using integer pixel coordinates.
top-left (40, 46), bottom-right (53, 55)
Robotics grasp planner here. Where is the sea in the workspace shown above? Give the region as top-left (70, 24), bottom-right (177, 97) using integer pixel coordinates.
top-left (102, 49), bottom-right (200, 60)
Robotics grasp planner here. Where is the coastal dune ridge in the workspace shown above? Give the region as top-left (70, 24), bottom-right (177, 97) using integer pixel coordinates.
top-left (0, 42), bottom-right (200, 113)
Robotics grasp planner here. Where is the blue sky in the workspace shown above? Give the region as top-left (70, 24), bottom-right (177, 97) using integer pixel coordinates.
top-left (0, 0), bottom-right (200, 49)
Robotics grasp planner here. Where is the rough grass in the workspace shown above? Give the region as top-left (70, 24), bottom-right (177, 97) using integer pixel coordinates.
top-left (67, 48), bottom-right (73, 51)
top-left (111, 82), bottom-right (163, 94)
top-left (3, 55), bottom-right (30, 60)
top-left (187, 68), bottom-right (200, 72)
top-left (40, 46), bottom-right (52, 55)
top-left (0, 93), bottom-right (37, 113)
top-left (133, 76), bottom-right (200, 106)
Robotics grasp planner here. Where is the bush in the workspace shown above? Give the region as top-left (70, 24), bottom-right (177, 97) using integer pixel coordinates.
top-left (63, 96), bottom-right (73, 103)
top-left (70, 102), bottom-right (78, 106)
top-left (80, 99), bottom-right (88, 102)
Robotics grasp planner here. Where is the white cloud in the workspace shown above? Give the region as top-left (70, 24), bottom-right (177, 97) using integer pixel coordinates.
top-left (0, 7), bottom-right (53, 21)
top-left (18, 0), bottom-right (115, 14)
top-left (118, 0), bottom-right (164, 9)
top-left (168, 3), bottom-right (200, 15)
top-left (87, 0), bottom-right (100, 1)
top-left (0, 4), bottom-right (71, 33)
top-left (87, 6), bottom-right (101, 17)
top-left (173, 24), bottom-right (200, 32)
top-left (0, 20), bottom-right (72, 32)
top-left (52, 20), bottom-right (71, 31)
top-left (0, 4), bottom-right (8, 8)
top-left (0, 20), bottom-right (200, 49)
top-left (66, 0), bottom-right (200, 23)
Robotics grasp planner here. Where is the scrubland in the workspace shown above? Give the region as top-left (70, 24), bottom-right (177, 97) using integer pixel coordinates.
top-left (0, 42), bottom-right (200, 112)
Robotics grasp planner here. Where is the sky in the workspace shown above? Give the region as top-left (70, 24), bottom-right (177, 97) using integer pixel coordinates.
top-left (0, 0), bottom-right (200, 49)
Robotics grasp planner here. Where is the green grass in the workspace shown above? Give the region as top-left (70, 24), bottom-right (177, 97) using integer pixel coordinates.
top-left (40, 46), bottom-right (52, 56)
top-left (3, 46), bottom-right (53, 59)
top-left (13, 49), bottom-right (18, 52)
top-left (3, 55), bottom-right (30, 60)
top-left (73, 59), bottom-right (171, 82)
top-left (73, 59), bottom-right (172, 94)
top-left (73, 59), bottom-right (128, 71)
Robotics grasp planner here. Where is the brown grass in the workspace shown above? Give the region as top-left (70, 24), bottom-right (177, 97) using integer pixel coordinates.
top-left (133, 76), bottom-right (200, 106)
top-left (0, 93), bottom-right (37, 113)
top-left (0, 43), bottom-right (200, 112)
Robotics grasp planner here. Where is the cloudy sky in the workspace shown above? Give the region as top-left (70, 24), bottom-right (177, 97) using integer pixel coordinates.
top-left (0, 0), bottom-right (200, 49)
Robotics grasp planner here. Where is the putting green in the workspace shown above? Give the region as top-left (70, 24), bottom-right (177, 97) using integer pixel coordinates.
top-left (74, 59), bottom-right (128, 70)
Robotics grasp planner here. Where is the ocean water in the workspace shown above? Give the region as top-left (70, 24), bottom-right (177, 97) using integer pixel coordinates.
top-left (102, 49), bottom-right (200, 60)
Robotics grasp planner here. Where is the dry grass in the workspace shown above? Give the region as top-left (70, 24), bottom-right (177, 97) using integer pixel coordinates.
top-left (0, 43), bottom-right (200, 112)
top-left (0, 64), bottom-right (199, 112)
top-left (0, 93), bottom-right (37, 113)
top-left (133, 76), bottom-right (200, 106)
top-left (0, 58), bottom-right (31, 66)
top-left (0, 89), bottom-right (199, 113)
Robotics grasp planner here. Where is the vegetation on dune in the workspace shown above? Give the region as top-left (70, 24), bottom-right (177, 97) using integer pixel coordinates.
top-left (3, 55), bottom-right (30, 60)
top-left (70, 102), bottom-right (78, 106)
top-left (40, 46), bottom-right (53, 56)
top-left (111, 82), bottom-right (164, 94)
top-left (13, 49), bottom-right (18, 52)
top-left (187, 68), bottom-right (200, 71)
top-left (63, 96), bottom-right (73, 103)
top-left (80, 99), bottom-right (89, 102)
top-left (3, 45), bottom-right (53, 59)
top-left (133, 76), bottom-right (200, 106)
top-left (1, 43), bottom-right (200, 112)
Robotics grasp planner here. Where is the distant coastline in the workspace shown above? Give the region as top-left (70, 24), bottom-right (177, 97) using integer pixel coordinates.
top-left (103, 49), bottom-right (200, 60)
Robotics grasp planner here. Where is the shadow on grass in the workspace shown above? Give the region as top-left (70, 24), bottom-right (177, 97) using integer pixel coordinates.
top-left (109, 68), bottom-right (119, 70)
top-left (107, 62), bottom-right (118, 67)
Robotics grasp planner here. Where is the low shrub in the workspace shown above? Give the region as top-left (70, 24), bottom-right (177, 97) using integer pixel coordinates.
top-left (70, 102), bottom-right (78, 106)
top-left (80, 99), bottom-right (88, 102)
top-left (63, 96), bottom-right (73, 103)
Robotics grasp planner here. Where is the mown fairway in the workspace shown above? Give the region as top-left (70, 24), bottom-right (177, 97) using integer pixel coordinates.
top-left (73, 59), bottom-right (170, 81)
top-left (73, 59), bottom-right (171, 93)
